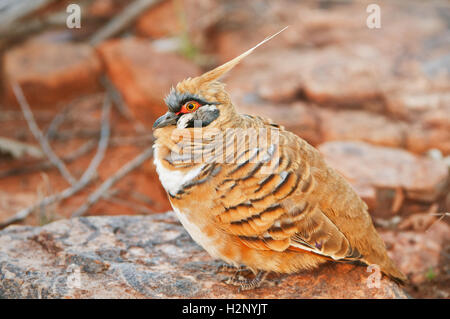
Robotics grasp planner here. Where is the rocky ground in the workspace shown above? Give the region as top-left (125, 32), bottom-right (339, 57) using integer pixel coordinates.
top-left (0, 0), bottom-right (449, 298)
top-left (0, 212), bottom-right (408, 298)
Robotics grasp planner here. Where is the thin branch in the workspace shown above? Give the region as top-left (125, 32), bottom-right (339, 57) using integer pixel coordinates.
top-left (0, 0), bottom-right (56, 33)
top-left (0, 139), bottom-right (97, 179)
top-left (45, 93), bottom-right (105, 140)
top-left (102, 195), bottom-right (156, 215)
top-left (425, 212), bottom-right (450, 233)
top-left (77, 96), bottom-right (111, 185)
top-left (101, 75), bottom-right (133, 121)
top-left (0, 97), bottom-right (112, 229)
top-left (45, 101), bottom-right (73, 140)
top-left (89, 0), bottom-right (163, 46)
top-left (12, 82), bottom-right (77, 186)
top-left (71, 146), bottom-right (154, 217)
top-left (50, 128), bottom-right (101, 141)
top-left (101, 75), bottom-right (147, 134)
top-left (0, 133), bottom-right (154, 179)
top-left (109, 134), bottom-right (153, 147)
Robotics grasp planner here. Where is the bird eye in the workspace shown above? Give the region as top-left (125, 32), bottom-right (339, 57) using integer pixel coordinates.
top-left (177, 101), bottom-right (201, 115)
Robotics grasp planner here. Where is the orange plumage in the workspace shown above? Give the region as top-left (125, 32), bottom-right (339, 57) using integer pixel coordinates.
top-left (152, 28), bottom-right (406, 289)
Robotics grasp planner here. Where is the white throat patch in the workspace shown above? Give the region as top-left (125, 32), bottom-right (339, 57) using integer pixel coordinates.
top-left (153, 145), bottom-right (204, 196)
top-left (177, 113), bottom-right (194, 129)
top-left (176, 104), bottom-right (219, 129)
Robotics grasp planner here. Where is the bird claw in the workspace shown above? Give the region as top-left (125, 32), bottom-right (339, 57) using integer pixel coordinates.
top-left (224, 270), bottom-right (268, 291)
top-left (215, 263), bottom-right (248, 274)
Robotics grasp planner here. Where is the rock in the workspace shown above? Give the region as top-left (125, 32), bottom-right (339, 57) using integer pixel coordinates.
top-left (87, 0), bottom-right (119, 18)
top-left (223, 44), bottom-right (448, 154)
top-left (381, 221), bottom-right (450, 285)
top-left (135, 0), bottom-right (219, 50)
top-left (235, 99), bottom-right (441, 157)
top-left (0, 191), bottom-right (37, 227)
top-left (225, 48), bottom-right (310, 105)
top-left (385, 88), bottom-right (450, 122)
top-left (236, 102), bottom-right (322, 146)
top-left (299, 46), bottom-right (391, 110)
top-left (406, 123), bottom-right (450, 156)
top-left (3, 41), bottom-right (102, 107)
top-left (318, 141), bottom-right (449, 216)
top-left (236, 98), bottom-right (449, 158)
top-left (0, 213), bottom-right (407, 298)
top-left (386, 88), bottom-right (450, 155)
top-left (318, 109), bottom-right (407, 149)
top-left (97, 37), bottom-right (202, 127)
top-left (286, 1), bottom-right (444, 50)
top-left (135, 0), bottom-right (182, 39)
top-left (214, 0), bottom-right (450, 156)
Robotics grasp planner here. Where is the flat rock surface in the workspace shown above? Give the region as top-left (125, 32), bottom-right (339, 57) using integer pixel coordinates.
top-left (97, 37), bottom-right (201, 126)
top-left (3, 40), bottom-right (102, 106)
top-left (0, 213), bottom-right (408, 299)
top-left (319, 141), bottom-right (449, 206)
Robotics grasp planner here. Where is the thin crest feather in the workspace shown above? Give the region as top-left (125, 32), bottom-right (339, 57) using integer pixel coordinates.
top-left (196, 26), bottom-right (288, 86)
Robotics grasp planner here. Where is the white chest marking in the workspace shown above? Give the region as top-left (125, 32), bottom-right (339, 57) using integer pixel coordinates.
top-left (153, 145), bottom-right (204, 196)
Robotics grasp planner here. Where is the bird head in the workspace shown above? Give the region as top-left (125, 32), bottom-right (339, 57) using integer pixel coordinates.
top-left (152, 27), bottom-right (288, 132)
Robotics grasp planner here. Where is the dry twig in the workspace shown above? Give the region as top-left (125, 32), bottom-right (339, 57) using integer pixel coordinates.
top-left (71, 146), bottom-right (154, 217)
top-left (13, 82), bottom-right (77, 185)
top-left (0, 97), bottom-right (112, 229)
top-left (101, 76), bottom-right (133, 121)
top-left (0, 139), bottom-right (97, 179)
top-left (0, 136), bottom-right (44, 159)
top-left (89, 0), bottom-right (163, 45)
top-left (45, 93), bottom-right (105, 140)
top-left (45, 101), bottom-right (74, 140)
top-left (0, 134), bottom-right (153, 179)
top-left (102, 195), bottom-right (156, 215)
top-left (0, 0), bottom-right (56, 33)
top-left (102, 75), bottom-right (147, 134)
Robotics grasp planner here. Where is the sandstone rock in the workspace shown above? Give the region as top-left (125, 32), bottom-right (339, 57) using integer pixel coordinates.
top-left (135, 0), bottom-right (182, 39)
top-left (386, 88), bottom-right (450, 155)
top-left (381, 221), bottom-right (450, 285)
top-left (286, 1), bottom-right (444, 50)
top-left (0, 191), bottom-right (37, 227)
top-left (215, 0), bottom-right (450, 157)
top-left (3, 41), bottom-right (102, 107)
top-left (97, 38), bottom-right (201, 127)
top-left (236, 102), bottom-right (322, 146)
top-left (235, 99), bottom-right (412, 154)
top-left (225, 49), bottom-right (308, 105)
top-left (299, 46), bottom-right (391, 110)
top-left (318, 141), bottom-right (449, 215)
top-left (385, 88), bottom-right (450, 121)
top-left (88, 0), bottom-right (118, 18)
top-left (406, 122), bottom-right (450, 156)
top-left (318, 109), bottom-right (407, 149)
top-left (135, 0), bottom-right (219, 50)
top-left (0, 213), bottom-right (407, 298)
top-left (236, 98), bottom-right (448, 158)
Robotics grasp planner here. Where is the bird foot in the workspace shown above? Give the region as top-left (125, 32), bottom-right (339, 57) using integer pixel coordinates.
top-left (224, 270), bottom-right (268, 291)
top-left (215, 263), bottom-right (248, 274)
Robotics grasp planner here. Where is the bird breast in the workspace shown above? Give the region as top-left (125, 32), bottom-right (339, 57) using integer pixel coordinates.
top-left (153, 144), bottom-right (205, 196)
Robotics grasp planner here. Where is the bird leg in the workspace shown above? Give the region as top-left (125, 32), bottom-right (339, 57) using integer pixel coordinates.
top-left (225, 270), bottom-right (268, 291)
top-left (215, 263), bottom-right (248, 274)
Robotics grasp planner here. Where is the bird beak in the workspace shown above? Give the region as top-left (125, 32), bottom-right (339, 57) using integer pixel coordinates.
top-left (153, 112), bottom-right (178, 129)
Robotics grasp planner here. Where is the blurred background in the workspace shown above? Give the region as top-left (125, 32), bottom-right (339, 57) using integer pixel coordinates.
top-left (0, 0), bottom-right (448, 298)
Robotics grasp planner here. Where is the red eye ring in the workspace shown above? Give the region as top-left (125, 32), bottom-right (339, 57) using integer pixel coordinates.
top-left (176, 101), bottom-right (201, 115)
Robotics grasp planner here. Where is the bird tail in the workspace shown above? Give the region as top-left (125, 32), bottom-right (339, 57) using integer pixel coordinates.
top-left (363, 249), bottom-right (407, 285)
top-left (381, 259), bottom-right (408, 285)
